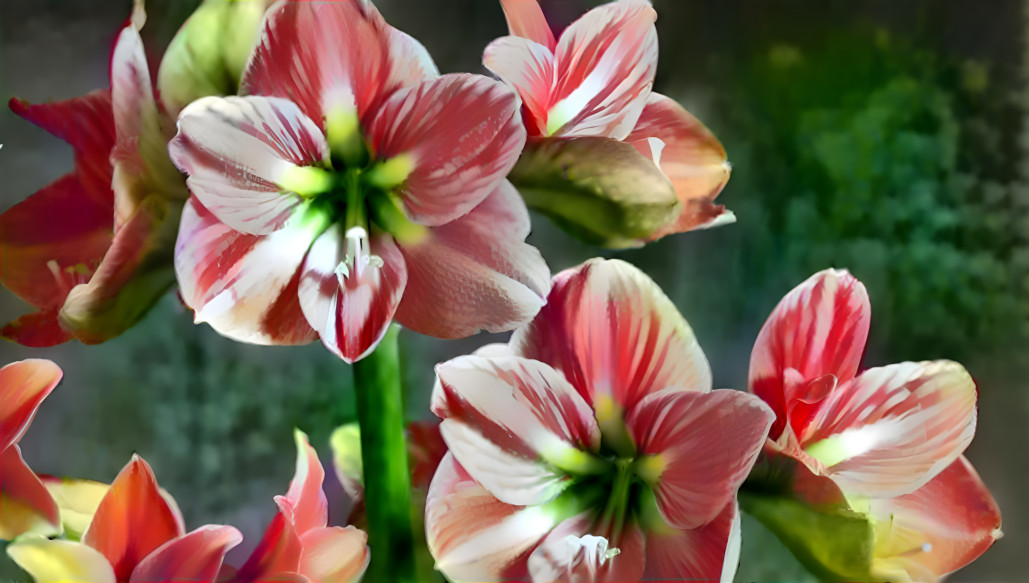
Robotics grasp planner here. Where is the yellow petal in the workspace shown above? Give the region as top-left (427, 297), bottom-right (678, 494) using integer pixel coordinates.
top-left (7, 537), bottom-right (116, 583)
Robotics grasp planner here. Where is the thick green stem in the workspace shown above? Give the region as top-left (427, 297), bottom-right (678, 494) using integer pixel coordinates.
top-left (352, 324), bottom-right (416, 582)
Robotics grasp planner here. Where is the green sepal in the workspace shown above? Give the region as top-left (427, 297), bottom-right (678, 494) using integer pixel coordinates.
top-left (508, 137), bottom-right (681, 249)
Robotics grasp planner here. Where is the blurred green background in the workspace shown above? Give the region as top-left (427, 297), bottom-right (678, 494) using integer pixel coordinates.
top-left (1, 0), bottom-right (1026, 580)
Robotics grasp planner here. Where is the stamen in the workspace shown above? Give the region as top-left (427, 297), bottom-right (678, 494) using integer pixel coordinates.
top-left (336, 226), bottom-right (382, 284)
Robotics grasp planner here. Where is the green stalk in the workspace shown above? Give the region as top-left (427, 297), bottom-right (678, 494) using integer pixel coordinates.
top-left (352, 324), bottom-right (416, 582)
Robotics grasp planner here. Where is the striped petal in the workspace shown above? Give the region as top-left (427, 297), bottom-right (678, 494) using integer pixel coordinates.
top-left (241, 0), bottom-right (401, 125)
top-left (433, 355), bottom-right (600, 506)
top-left (500, 0), bottom-right (557, 49)
top-left (7, 538), bottom-right (116, 583)
top-left (171, 95), bottom-right (329, 235)
top-left (749, 269), bottom-right (871, 442)
top-left (643, 501), bottom-right (741, 583)
top-left (174, 198), bottom-right (320, 346)
top-left (483, 36), bottom-right (555, 137)
top-left (385, 26), bottom-right (441, 88)
top-left (803, 361), bottom-right (977, 498)
top-left (0, 446), bottom-right (60, 540)
top-left (298, 226), bottom-right (407, 363)
top-left (547, 0), bottom-right (657, 139)
top-left (394, 181), bottom-right (549, 338)
top-left (626, 93), bottom-right (734, 239)
top-left (511, 258), bottom-right (711, 414)
top-left (0, 359), bottom-right (62, 451)
top-left (273, 430), bottom-right (328, 535)
top-left (366, 74), bottom-right (525, 226)
top-left (82, 455), bottom-right (184, 580)
top-left (129, 525), bottom-right (242, 583)
top-left (628, 389), bottom-right (773, 530)
top-left (298, 526), bottom-right (370, 583)
top-left (425, 453), bottom-right (552, 582)
top-left (868, 456), bottom-right (1001, 582)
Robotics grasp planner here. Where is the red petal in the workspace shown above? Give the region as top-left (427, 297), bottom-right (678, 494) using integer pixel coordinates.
top-left (749, 269), bottom-right (871, 442)
top-left (868, 456), bottom-right (1001, 580)
top-left (483, 36), bottom-right (554, 139)
top-left (500, 0), bottom-right (557, 49)
top-left (424, 453), bottom-right (547, 582)
top-left (803, 361), bottom-right (977, 498)
top-left (0, 359), bottom-right (63, 451)
top-left (394, 181), bottom-right (549, 338)
top-left (627, 93), bottom-right (734, 238)
top-left (0, 445), bottom-right (61, 539)
top-left (9, 90), bottom-right (115, 208)
top-left (433, 355), bottom-right (599, 505)
top-left (643, 501), bottom-right (741, 582)
top-left (628, 389), bottom-right (773, 530)
top-left (241, 0), bottom-right (400, 125)
top-left (366, 74), bottom-right (525, 226)
top-left (82, 455), bottom-right (184, 580)
top-left (512, 258), bottom-right (711, 413)
top-left (298, 227), bottom-right (407, 363)
top-left (129, 525), bottom-right (242, 583)
top-left (407, 419), bottom-right (448, 491)
top-left (174, 198), bottom-right (319, 346)
top-left (0, 173), bottom-right (112, 311)
top-left (170, 96), bottom-right (329, 235)
top-left (1, 311), bottom-right (71, 347)
top-left (298, 526), bottom-right (369, 583)
top-left (548, 0), bottom-right (658, 139)
top-left (273, 430), bottom-right (328, 535)
top-left (234, 512), bottom-right (303, 582)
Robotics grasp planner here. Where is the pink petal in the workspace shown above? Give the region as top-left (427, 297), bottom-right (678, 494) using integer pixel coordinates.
top-left (273, 430), bottom-right (328, 536)
top-left (241, 0), bottom-right (399, 125)
top-left (298, 526), bottom-right (370, 583)
top-left (749, 269), bottom-right (871, 442)
top-left (394, 181), bottom-right (550, 338)
top-left (0, 173), bottom-right (111, 313)
top-left (234, 512), bottom-right (304, 582)
top-left (174, 198), bottom-right (319, 346)
top-left (82, 455), bottom-right (184, 580)
top-left (109, 25), bottom-right (184, 227)
top-left (298, 226), bottom-right (407, 363)
top-left (385, 26), bottom-right (441, 88)
top-left (643, 501), bottom-right (741, 582)
top-left (424, 453), bottom-right (550, 582)
top-left (626, 93), bottom-right (734, 238)
top-left (0, 359), bottom-right (63, 451)
top-left (433, 355), bottom-right (600, 505)
top-left (500, 0), bottom-right (557, 49)
top-left (803, 361), bottom-right (978, 498)
top-left (511, 258), bottom-right (711, 414)
top-left (628, 389), bottom-right (773, 530)
top-left (0, 445), bottom-right (61, 539)
top-left (548, 0), bottom-right (658, 139)
top-left (170, 96), bottom-right (329, 235)
top-left (868, 456), bottom-right (1001, 580)
top-left (9, 90), bottom-right (115, 208)
top-left (528, 515), bottom-right (646, 582)
top-left (366, 73), bottom-right (526, 226)
top-left (129, 525), bottom-right (243, 583)
top-left (483, 36), bottom-right (555, 137)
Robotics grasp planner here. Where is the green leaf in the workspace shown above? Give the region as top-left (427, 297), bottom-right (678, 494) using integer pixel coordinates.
top-left (508, 137), bottom-right (680, 249)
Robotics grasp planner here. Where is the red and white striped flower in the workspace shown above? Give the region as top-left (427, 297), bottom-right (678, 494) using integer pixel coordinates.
top-left (748, 269), bottom-right (1001, 581)
top-left (486, 0), bottom-right (733, 242)
top-left (425, 258), bottom-right (774, 582)
top-left (171, 0), bottom-right (549, 363)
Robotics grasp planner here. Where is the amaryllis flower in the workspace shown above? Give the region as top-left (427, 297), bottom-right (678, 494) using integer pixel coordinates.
top-left (171, 0), bottom-right (549, 362)
top-left (425, 258), bottom-right (774, 582)
top-left (7, 455), bottom-right (241, 583)
top-left (485, 0), bottom-right (733, 248)
top-left (230, 430), bottom-right (369, 583)
top-left (747, 269), bottom-right (1001, 581)
top-left (0, 359), bottom-right (63, 539)
top-left (0, 8), bottom-right (189, 346)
